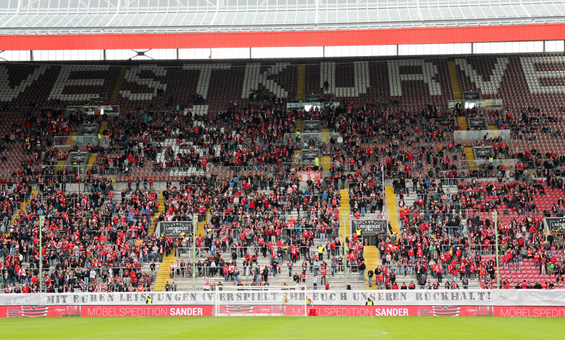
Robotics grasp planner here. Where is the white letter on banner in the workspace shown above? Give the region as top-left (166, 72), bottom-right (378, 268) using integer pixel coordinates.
top-left (0, 65), bottom-right (48, 102)
top-left (455, 57), bottom-right (509, 95)
top-left (388, 59), bottom-right (442, 97)
top-left (183, 64), bottom-right (231, 99)
top-left (520, 56), bottom-right (565, 94)
top-left (120, 65), bottom-right (167, 100)
top-left (241, 63), bottom-right (290, 99)
top-left (49, 65), bottom-right (109, 101)
top-left (9, 289), bottom-right (565, 307)
top-left (320, 61), bottom-right (370, 97)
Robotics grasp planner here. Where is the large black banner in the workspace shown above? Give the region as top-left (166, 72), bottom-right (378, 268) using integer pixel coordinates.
top-left (546, 217), bottom-right (565, 233)
top-left (463, 92), bottom-right (481, 100)
top-left (160, 221), bottom-right (193, 237)
top-left (64, 151), bottom-right (90, 172)
top-left (467, 117), bottom-right (488, 130)
top-left (100, 105), bottom-right (120, 116)
top-left (80, 123), bottom-right (99, 136)
top-left (305, 94), bottom-right (321, 102)
top-left (474, 146), bottom-right (494, 159)
top-left (301, 149), bottom-right (320, 164)
top-left (351, 219), bottom-right (387, 235)
top-left (302, 120), bottom-right (321, 133)
top-left (69, 152), bottom-right (90, 164)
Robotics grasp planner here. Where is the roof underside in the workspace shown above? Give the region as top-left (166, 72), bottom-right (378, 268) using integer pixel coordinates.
top-left (2, 0), bottom-right (565, 35)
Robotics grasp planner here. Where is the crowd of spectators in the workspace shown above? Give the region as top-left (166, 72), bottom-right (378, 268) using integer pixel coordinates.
top-left (0, 183), bottom-right (172, 293)
top-left (2, 90), bottom-right (565, 294)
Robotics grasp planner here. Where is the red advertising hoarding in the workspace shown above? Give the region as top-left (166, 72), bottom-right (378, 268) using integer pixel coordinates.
top-left (2, 304), bottom-right (564, 318)
top-left (0, 305), bottom-right (213, 318)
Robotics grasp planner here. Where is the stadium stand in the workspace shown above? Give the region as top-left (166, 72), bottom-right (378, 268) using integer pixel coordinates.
top-left (1, 54), bottom-right (565, 293)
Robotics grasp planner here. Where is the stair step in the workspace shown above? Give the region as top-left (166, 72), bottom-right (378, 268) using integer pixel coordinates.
top-left (385, 186), bottom-right (399, 232)
top-left (448, 60), bottom-right (463, 102)
top-left (296, 64), bottom-right (306, 102)
top-left (110, 67), bottom-right (128, 103)
top-left (153, 253), bottom-right (177, 291)
top-left (339, 190), bottom-right (351, 239)
top-left (458, 116), bottom-right (468, 131)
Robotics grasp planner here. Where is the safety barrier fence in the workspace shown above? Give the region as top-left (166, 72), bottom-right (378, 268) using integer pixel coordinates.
top-left (53, 135), bottom-right (111, 148)
top-left (454, 130), bottom-right (513, 142)
top-left (0, 290), bottom-right (564, 318)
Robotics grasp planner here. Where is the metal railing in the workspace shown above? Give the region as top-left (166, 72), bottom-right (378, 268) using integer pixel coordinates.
top-left (454, 129), bottom-right (513, 141)
top-left (53, 135), bottom-right (111, 148)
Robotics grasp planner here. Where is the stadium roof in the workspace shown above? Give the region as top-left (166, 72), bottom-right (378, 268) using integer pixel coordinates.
top-left (1, 0), bottom-right (565, 35)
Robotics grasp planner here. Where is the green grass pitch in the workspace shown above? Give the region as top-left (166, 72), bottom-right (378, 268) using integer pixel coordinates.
top-left (0, 316), bottom-right (563, 340)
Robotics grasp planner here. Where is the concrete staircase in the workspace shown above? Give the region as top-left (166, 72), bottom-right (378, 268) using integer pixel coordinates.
top-left (464, 147), bottom-right (476, 168)
top-left (363, 247), bottom-right (380, 290)
top-left (296, 64), bottom-right (306, 102)
top-left (385, 186), bottom-right (400, 233)
top-left (153, 253), bottom-right (176, 291)
top-left (320, 156), bottom-right (331, 172)
top-left (458, 116), bottom-right (468, 131)
top-left (110, 67), bottom-right (127, 103)
top-left (149, 191), bottom-right (165, 234)
top-left (339, 190), bottom-right (351, 240)
top-left (321, 128), bottom-right (331, 142)
top-left (85, 153), bottom-right (98, 173)
top-left (196, 212), bottom-right (208, 237)
top-left (448, 60), bottom-right (463, 102)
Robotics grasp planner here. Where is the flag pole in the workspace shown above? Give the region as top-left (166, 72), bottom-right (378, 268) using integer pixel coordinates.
top-left (39, 214), bottom-right (44, 293)
top-left (493, 210), bottom-right (500, 289)
top-left (382, 164), bottom-right (387, 227)
top-left (192, 214), bottom-right (198, 289)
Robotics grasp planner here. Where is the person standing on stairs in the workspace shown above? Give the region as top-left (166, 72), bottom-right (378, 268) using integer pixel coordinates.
top-left (359, 261), bottom-right (366, 281)
top-left (318, 244), bottom-right (324, 261)
top-left (368, 268), bottom-right (374, 287)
